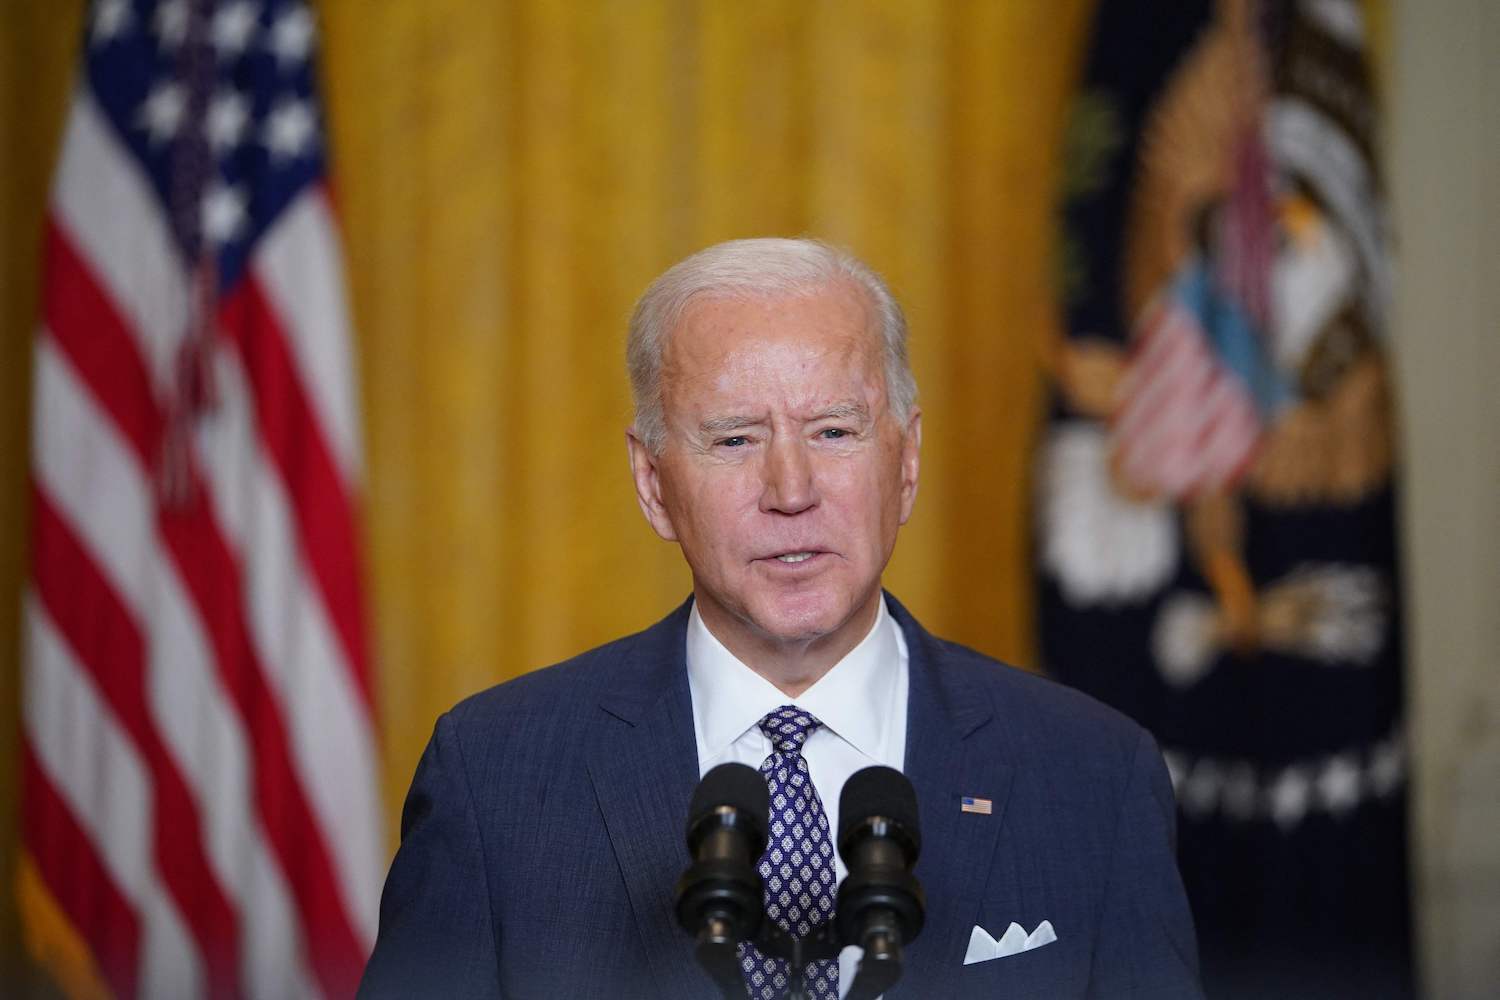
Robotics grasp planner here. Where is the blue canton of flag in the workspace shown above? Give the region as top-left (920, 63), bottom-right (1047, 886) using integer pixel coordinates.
top-left (88, 0), bottom-right (323, 288)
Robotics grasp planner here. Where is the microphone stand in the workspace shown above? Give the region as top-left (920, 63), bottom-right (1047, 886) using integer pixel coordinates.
top-left (752, 922), bottom-right (842, 1000)
top-left (693, 915), bottom-right (759, 1000)
top-left (704, 922), bottom-right (900, 1000)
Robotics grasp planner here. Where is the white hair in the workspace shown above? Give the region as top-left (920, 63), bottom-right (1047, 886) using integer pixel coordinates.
top-left (626, 237), bottom-right (917, 453)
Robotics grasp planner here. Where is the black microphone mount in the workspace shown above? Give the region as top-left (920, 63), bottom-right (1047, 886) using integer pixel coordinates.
top-left (834, 766), bottom-right (925, 1000)
top-left (678, 764), bottom-right (925, 1000)
top-left (675, 764), bottom-right (770, 997)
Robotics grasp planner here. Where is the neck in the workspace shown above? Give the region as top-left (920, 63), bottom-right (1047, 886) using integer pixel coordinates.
top-left (695, 592), bottom-right (882, 698)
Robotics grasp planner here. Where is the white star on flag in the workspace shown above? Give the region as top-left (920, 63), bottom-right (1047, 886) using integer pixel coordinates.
top-left (154, 0), bottom-right (189, 50)
top-left (207, 89), bottom-right (251, 153)
top-left (1367, 738), bottom-right (1405, 798)
top-left (1268, 766), bottom-right (1311, 829)
top-left (92, 0), bottom-right (133, 44)
top-left (211, 0), bottom-right (261, 56)
top-left (137, 81), bottom-right (186, 146)
top-left (1316, 754), bottom-right (1362, 815)
top-left (263, 98), bottom-right (317, 161)
top-left (1182, 759), bottom-right (1223, 818)
top-left (268, 5), bottom-right (316, 67)
top-left (201, 181), bottom-right (249, 246)
top-left (1221, 762), bottom-right (1259, 821)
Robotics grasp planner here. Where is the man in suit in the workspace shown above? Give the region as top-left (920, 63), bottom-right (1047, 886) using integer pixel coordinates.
top-left (359, 239), bottom-right (1203, 999)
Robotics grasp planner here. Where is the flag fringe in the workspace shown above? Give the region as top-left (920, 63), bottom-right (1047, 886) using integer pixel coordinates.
top-left (16, 851), bottom-right (111, 1000)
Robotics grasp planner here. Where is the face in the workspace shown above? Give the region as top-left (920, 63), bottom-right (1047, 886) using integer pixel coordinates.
top-left (627, 281), bottom-right (921, 663)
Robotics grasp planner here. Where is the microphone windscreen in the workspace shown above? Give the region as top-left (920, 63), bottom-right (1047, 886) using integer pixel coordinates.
top-left (838, 765), bottom-right (920, 851)
top-left (689, 762), bottom-right (770, 832)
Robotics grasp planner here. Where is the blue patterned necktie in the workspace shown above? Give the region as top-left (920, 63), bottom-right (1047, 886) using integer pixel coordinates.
top-left (739, 705), bottom-right (839, 1000)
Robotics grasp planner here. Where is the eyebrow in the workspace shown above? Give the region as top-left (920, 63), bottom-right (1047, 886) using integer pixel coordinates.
top-left (698, 414), bottom-right (765, 436)
top-left (812, 401), bottom-right (870, 423)
top-left (697, 401), bottom-right (870, 436)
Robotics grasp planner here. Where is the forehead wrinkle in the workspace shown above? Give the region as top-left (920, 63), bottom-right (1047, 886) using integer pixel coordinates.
top-left (667, 284), bottom-right (875, 367)
top-left (659, 284), bottom-right (891, 438)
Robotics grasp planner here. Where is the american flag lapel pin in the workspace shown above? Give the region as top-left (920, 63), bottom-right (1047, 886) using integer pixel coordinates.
top-left (961, 795), bottom-right (992, 815)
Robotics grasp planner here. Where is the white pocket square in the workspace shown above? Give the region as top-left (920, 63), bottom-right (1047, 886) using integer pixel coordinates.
top-left (963, 920), bottom-right (1058, 965)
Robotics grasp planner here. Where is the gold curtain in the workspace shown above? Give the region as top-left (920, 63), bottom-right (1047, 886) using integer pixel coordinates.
top-left (0, 0), bottom-right (1092, 986)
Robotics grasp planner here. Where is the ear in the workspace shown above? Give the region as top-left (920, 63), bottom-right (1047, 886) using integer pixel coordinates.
top-left (897, 408), bottom-right (922, 525)
top-left (626, 428), bottom-right (680, 542)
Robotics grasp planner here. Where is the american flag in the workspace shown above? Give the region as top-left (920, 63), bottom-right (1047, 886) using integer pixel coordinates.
top-left (21, 2), bottom-right (383, 998)
top-left (1111, 129), bottom-right (1278, 503)
top-left (1110, 286), bottom-right (1264, 500)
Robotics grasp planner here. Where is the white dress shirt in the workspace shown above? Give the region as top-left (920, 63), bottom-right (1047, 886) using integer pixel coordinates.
top-left (686, 595), bottom-right (909, 885)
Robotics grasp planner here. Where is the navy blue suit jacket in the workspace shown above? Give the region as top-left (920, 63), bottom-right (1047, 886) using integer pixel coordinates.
top-left (359, 596), bottom-right (1202, 998)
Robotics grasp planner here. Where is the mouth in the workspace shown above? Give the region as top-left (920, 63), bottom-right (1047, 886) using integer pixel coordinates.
top-left (756, 549), bottom-right (831, 570)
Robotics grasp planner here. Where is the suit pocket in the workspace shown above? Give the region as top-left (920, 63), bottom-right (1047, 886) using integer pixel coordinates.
top-left (955, 940), bottom-right (1085, 999)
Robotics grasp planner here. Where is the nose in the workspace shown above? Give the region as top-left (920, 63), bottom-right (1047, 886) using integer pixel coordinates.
top-left (759, 435), bottom-right (818, 515)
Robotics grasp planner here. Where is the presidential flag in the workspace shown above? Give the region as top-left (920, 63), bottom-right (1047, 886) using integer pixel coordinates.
top-left (21, 1), bottom-right (382, 997)
top-left (1038, 1), bottom-right (1411, 996)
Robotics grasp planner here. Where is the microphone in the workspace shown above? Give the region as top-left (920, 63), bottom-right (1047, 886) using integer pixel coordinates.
top-left (675, 763), bottom-right (769, 990)
top-left (836, 766), bottom-right (925, 998)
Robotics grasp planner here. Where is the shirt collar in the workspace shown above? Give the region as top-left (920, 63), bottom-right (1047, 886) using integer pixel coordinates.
top-left (686, 596), bottom-right (901, 766)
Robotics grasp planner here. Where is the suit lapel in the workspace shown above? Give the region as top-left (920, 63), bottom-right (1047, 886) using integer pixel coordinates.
top-left (887, 597), bottom-right (1016, 996)
top-left (586, 602), bottom-right (708, 1000)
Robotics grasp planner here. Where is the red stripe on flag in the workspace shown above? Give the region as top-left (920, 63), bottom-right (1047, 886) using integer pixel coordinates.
top-left (22, 739), bottom-right (142, 1000)
top-left (42, 218), bottom-right (161, 461)
top-left (220, 279), bottom-right (373, 713)
top-left (1112, 295), bottom-right (1263, 499)
top-left (31, 486), bottom-right (243, 1000)
top-left (158, 498), bottom-right (368, 999)
top-left (40, 229), bottom-right (367, 995)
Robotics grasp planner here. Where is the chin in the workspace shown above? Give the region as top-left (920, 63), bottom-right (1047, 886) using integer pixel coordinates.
top-left (748, 589), bottom-right (860, 645)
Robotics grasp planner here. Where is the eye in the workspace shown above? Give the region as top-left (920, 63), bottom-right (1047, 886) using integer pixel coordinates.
top-left (819, 428), bottom-right (849, 440)
top-left (716, 435), bottom-right (748, 448)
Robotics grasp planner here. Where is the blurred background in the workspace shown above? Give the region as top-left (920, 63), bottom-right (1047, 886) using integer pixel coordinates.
top-left (0, 0), bottom-right (1494, 997)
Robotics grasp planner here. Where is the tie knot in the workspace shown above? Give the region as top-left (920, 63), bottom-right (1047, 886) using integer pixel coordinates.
top-left (758, 705), bottom-right (822, 753)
